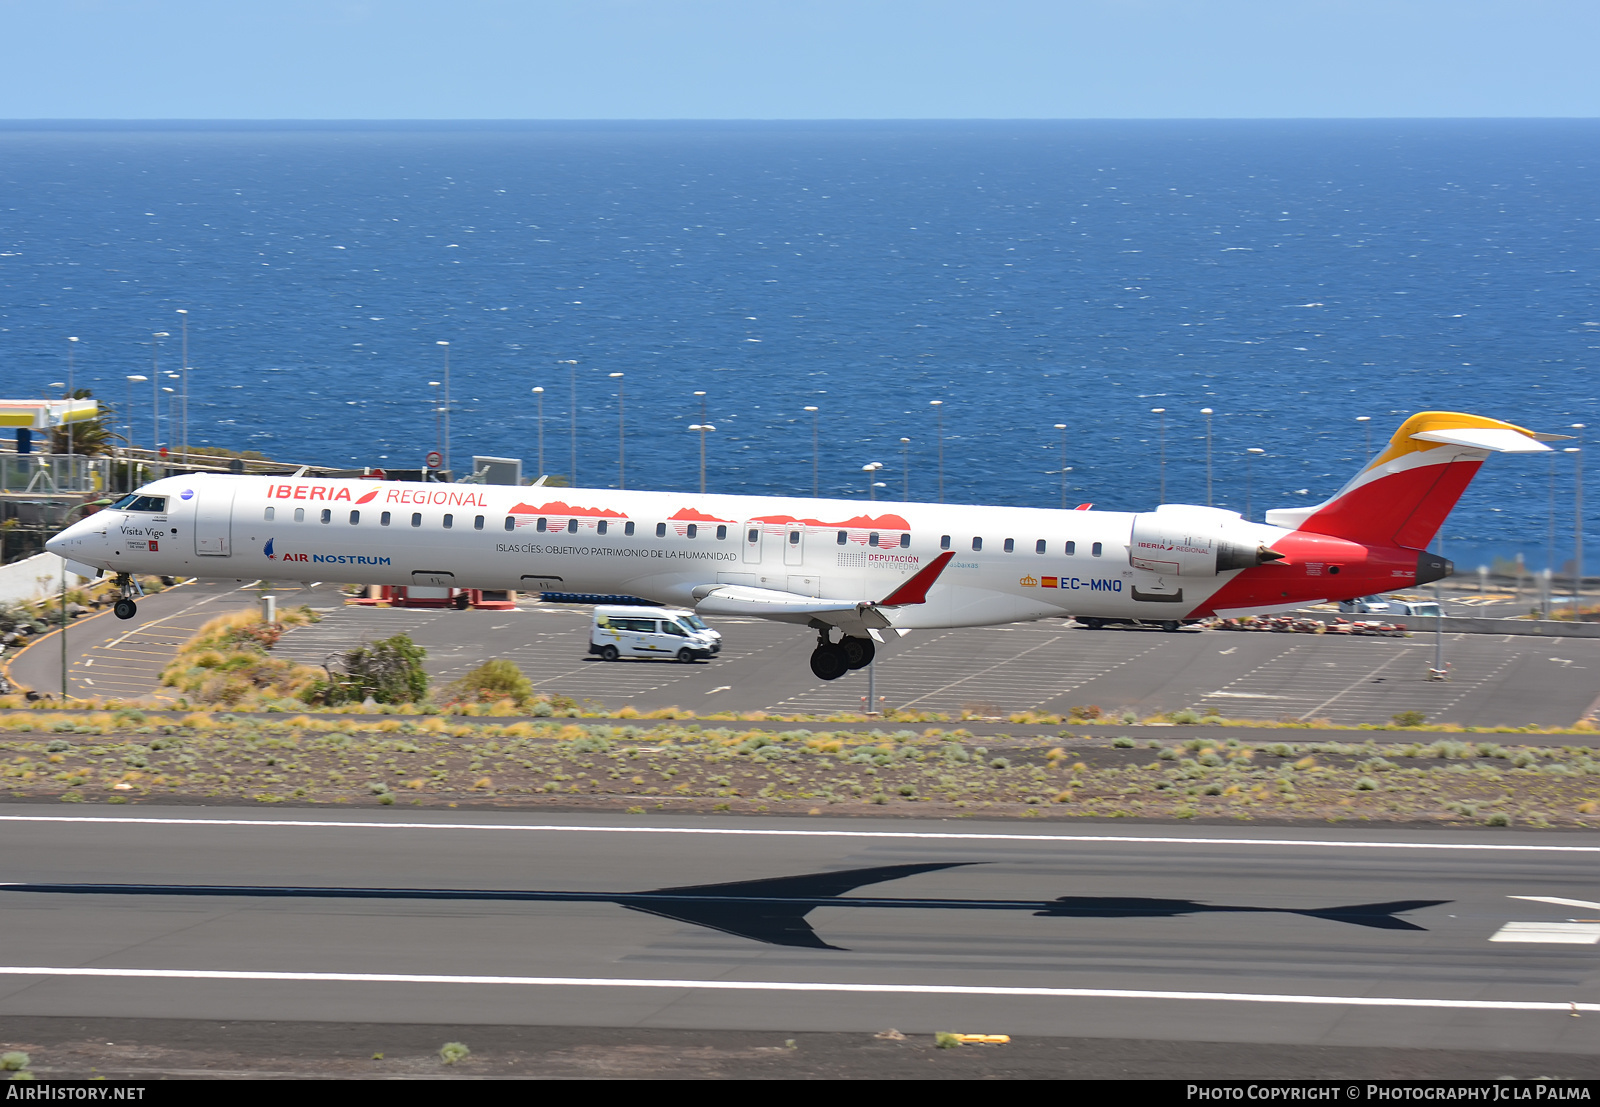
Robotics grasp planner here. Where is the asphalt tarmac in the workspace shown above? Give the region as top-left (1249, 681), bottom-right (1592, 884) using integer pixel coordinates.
top-left (2, 805), bottom-right (1598, 1077)
top-left (8, 580), bottom-right (1599, 727)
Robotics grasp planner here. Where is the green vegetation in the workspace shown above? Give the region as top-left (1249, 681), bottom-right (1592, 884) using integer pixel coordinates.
top-left (309, 633), bottom-right (430, 706)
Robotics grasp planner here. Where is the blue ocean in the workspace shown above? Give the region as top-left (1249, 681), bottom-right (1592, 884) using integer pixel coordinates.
top-left (1, 120), bottom-right (1595, 572)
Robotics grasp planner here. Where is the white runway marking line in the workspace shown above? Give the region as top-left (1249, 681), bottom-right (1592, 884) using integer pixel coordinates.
top-left (4, 814), bottom-right (1600, 852)
top-left (0, 966), bottom-right (1595, 1012)
top-left (1490, 922), bottom-right (1600, 944)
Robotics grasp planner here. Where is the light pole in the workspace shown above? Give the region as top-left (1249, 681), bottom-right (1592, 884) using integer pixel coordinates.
top-left (689, 423), bottom-right (715, 493)
top-left (862, 462), bottom-right (884, 501)
top-left (428, 382), bottom-right (442, 463)
top-left (1245, 447), bottom-right (1264, 521)
top-left (531, 386), bottom-right (545, 478)
top-left (176, 309), bottom-right (188, 466)
top-left (435, 342), bottom-right (451, 477)
top-left (929, 400), bottom-right (944, 503)
top-left (1151, 408), bottom-right (1166, 503)
top-left (900, 438), bottom-right (911, 500)
top-left (1054, 423), bottom-right (1067, 509)
top-left (610, 372), bottom-right (625, 489)
top-left (1201, 407), bottom-right (1214, 507)
top-left (149, 333), bottom-right (166, 463)
top-left (125, 375), bottom-right (146, 491)
top-left (559, 360), bottom-right (579, 486)
top-left (1569, 429), bottom-right (1586, 607)
top-left (804, 406), bottom-right (819, 497)
top-left (1356, 415), bottom-right (1372, 465)
top-left (65, 336), bottom-right (77, 461)
top-left (694, 391), bottom-right (709, 493)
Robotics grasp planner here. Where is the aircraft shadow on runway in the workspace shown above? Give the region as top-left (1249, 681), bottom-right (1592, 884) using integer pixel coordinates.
top-left (2, 863), bottom-right (1450, 951)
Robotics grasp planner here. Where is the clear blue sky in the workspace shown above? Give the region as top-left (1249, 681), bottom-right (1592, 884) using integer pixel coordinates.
top-left (2, 0), bottom-right (1596, 119)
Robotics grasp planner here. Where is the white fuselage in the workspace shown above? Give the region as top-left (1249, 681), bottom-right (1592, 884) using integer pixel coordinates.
top-left (51, 473), bottom-right (1294, 628)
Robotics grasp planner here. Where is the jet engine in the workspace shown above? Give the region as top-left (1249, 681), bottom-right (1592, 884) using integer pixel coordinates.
top-left (1128, 506), bottom-right (1285, 577)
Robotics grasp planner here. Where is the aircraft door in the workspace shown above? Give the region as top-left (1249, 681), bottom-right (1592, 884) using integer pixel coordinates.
top-left (193, 483), bottom-right (236, 557)
top-left (742, 522), bottom-right (763, 564)
top-left (783, 526), bottom-right (804, 567)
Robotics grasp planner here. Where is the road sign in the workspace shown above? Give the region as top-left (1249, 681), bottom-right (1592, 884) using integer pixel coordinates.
top-left (425, 451), bottom-right (443, 470)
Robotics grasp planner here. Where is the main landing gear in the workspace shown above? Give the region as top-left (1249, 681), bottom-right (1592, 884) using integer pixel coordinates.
top-left (809, 628), bottom-right (875, 682)
top-left (110, 573), bottom-right (144, 621)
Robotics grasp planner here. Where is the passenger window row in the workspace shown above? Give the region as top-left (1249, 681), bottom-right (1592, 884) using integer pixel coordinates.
top-left (938, 534), bottom-right (1103, 557)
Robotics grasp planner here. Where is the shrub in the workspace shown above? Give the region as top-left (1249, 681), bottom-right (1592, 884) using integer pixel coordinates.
top-left (446, 659), bottom-right (533, 706)
top-left (439, 1042), bottom-right (470, 1065)
top-left (1391, 710), bottom-right (1427, 728)
top-left (312, 633), bottom-right (429, 706)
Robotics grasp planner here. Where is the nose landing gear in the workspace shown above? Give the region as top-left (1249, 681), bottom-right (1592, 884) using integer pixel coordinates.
top-left (808, 628), bottom-right (877, 681)
top-left (110, 573), bottom-right (144, 620)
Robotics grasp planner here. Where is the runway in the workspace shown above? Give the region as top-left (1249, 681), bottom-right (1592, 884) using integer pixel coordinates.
top-left (2, 806), bottom-right (1598, 1065)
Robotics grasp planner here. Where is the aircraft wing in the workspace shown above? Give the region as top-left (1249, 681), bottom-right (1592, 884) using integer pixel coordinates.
top-left (691, 551), bottom-right (954, 636)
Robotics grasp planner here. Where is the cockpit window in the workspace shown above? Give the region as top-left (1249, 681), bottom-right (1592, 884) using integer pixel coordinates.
top-left (120, 495), bottom-right (167, 513)
top-left (107, 494), bottom-right (138, 510)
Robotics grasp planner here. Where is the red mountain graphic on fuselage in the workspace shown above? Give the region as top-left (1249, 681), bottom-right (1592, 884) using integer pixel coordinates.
top-left (508, 501), bottom-right (629, 518)
top-left (751, 513), bottom-right (911, 530)
top-left (669, 507), bottom-right (737, 524)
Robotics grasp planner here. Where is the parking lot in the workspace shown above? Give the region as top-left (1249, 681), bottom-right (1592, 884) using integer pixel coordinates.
top-left (268, 595), bottom-right (1600, 727)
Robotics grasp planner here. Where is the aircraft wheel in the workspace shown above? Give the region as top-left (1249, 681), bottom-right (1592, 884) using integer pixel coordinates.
top-left (453, 594), bottom-right (471, 611)
top-left (599, 645), bottom-right (619, 662)
top-left (1160, 620), bottom-right (1181, 632)
top-left (677, 647), bottom-right (696, 664)
top-left (113, 598), bottom-right (138, 620)
top-left (809, 644), bottom-right (849, 681)
top-left (1080, 617), bottom-right (1104, 629)
top-left (840, 635), bottom-right (875, 670)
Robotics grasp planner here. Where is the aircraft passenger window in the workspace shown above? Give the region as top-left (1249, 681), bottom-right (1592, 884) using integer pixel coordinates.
top-left (1004, 538), bottom-right (1015, 553)
top-left (411, 513), bottom-right (422, 528)
top-left (1065, 540), bottom-right (1075, 555)
top-left (625, 521), bottom-right (635, 537)
top-left (349, 510), bottom-right (360, 525)
top-left (264, 507), bottom-right (275, 521)
top-left (972, 537), bottom-right (982, 552)
top-left (293, 507), bottom-right (305, 523)
top-left (597, 520), bottom-right (607, 535)
top-left (716, 525), bottom-right (727, 540)
top-left (687, 524), bottom-right (698, 539)
top-left (940, 535), bottom-right (951, 550)
top-left (380, 511), bottom-right (392, 527)
top-left (536, 518), bottom-right (548, 532)
top-left (656, 522), bottom-right (666, 538)
top-left (1092, 541), bottom-right (1103, 557)
top-left (899, 534), bottom-right (909, 548)
top-left (504, 517), bottom-right (515, 531)
top-left (1036, 539), bottom-right (1046, 554)
top-left (747, 528), bottom-right (758, 543)
top-left (837, 530), bottom-right (847, 545)
top-left (473, 515), bottom-right (484, 530)
top-left (566, 518), bottom-right (578, 534)
top-left (869, 532), bottom-right (879, 547)
top-left (789, 530), bottom-right (800, 545)
top-left (443, 514), bottom-right (453, 529)
top-left (320, 509), bottom-right (331, 524)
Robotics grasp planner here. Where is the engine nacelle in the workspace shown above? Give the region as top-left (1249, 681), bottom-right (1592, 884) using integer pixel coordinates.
top-left (1129, 507), bottom-right (1285, 577)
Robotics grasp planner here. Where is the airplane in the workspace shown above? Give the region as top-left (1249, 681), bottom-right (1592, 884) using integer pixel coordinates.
top-left (46, 411), bottom-right (1556, 682)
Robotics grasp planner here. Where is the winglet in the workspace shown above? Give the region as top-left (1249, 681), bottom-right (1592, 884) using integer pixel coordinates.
top-left (878, 550), bottom-right (954, 607)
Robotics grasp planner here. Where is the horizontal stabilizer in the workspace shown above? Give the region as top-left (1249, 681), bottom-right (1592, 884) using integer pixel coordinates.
top-left (1410, 428), bottom-right (1550, 454)
top-left (1296, 900), bottom-right (1450, 931)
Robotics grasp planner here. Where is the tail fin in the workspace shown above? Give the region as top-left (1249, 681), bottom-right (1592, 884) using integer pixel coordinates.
top-left (1265, 412), bottom-right (1553, 548)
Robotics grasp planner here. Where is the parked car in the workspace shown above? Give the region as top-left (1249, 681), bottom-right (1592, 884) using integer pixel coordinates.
top-left (589, 605), bottom-right (722, 662)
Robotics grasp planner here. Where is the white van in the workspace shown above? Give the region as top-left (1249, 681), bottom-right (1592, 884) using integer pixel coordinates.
top-left (589, 605), bottom-right (722, 663)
